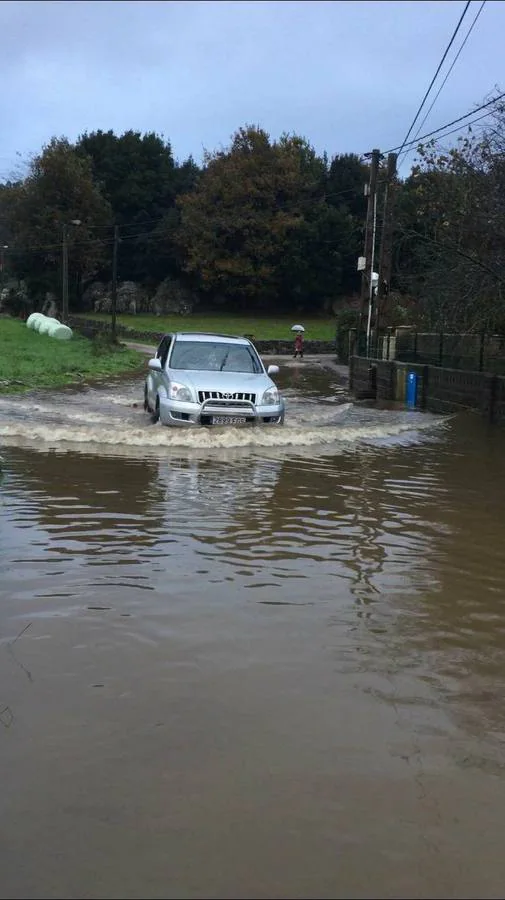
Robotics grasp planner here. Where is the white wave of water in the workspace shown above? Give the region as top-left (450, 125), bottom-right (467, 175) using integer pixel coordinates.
top-left (0, 414), bottom-right (446, 458)
top-left (0, 374), bottom-right (449, 460)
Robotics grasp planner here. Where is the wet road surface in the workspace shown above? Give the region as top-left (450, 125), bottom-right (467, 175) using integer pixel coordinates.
top-left (1, 359), bottom-right (505, 899)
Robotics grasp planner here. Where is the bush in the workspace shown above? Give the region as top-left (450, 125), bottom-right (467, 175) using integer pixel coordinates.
top-left (91, 330), bottom-right (121, 355)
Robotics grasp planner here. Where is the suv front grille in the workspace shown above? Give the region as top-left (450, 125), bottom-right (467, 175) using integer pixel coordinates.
top-left (198, 391), bottom-right (256, 404)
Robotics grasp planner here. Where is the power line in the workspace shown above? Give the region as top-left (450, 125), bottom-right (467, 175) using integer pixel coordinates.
top-left (383, 91), bottom-right (505, 155)
top-left (3, 229), bottom-right (172, 256)
top-left (410, 1), bottom-right (486, 147)
top-left (416, 109), bottom-right (494, 148)
top-left (83, 216), bottom-right (170, 232)
top-left (395, 0), bottom-right (472, 159)
top-left (3, 184), bottom-right (367, 256)
top-left (402, 228), bottom-right (505, 282)
top-left (392, 109), bottom-right (496, 171)
top-left (399, 0), bottom-right (487, 167)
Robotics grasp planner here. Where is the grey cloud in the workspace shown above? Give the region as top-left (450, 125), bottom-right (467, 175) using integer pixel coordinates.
top-left (1, 0), bottom-right (504, 179)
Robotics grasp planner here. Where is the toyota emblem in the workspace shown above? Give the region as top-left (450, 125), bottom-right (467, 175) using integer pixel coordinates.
top-left (224, 392), bottom-right (233, 400)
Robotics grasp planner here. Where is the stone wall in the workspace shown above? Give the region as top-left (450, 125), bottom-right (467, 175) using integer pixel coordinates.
top-left (69, 317), bottom-right (337, 356)
top-left (69, 317), bottom-right (165, 343)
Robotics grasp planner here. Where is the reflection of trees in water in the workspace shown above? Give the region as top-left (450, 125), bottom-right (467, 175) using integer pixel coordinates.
top-left (6, 449), bottom-right (163, 553)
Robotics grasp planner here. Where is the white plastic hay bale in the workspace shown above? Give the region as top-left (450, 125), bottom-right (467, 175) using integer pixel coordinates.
top-left (27, 312), bottom-right (43, 330)
top-left (37, 317), bottom-right (52, 335)
top-left (49, 322), bottom-right (72, 340)
top-left (33, 314), bottom-right (48, 333)
top-left (27, 312), bottom-right (73, 339)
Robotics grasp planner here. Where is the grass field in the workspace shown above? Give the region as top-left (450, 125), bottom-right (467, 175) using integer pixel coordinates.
top-left (80, 312), bottom-right (337, 341)
top-left (0, 318), bottom-right (144, 393)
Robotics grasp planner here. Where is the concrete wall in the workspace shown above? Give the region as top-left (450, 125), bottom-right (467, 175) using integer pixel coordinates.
top-left (350, 355), bottom-right (505, 424)
top-left (350, 357), bottom-right (400, 402)
top-left (349, 356), bottom-right (374, 398)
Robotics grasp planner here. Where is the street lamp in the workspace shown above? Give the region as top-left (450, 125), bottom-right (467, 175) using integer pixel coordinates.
top-left (62, 220), bottom-right (81, 324)
top-left (111, 225), bottom-right (120, 341)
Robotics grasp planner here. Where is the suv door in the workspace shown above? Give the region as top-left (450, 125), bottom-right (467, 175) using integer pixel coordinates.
top-left (148, 335), bottom-right (172, 407)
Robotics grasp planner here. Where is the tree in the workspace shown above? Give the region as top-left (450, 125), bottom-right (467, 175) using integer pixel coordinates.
top-left (325, 154), bottom-right (369, 297)
top-left (77, 130), bottom-right (199, 287)
top-left (3, 138), bottom-right (112, 309)
top-left (396, 94), bottom-right (505, 331)
top-left (176, 125), bottom-right (356, 311)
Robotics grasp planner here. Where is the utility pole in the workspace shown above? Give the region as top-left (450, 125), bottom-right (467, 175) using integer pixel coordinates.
top-left (111, 224), bottom-right (119, 341)
top-left (358, 148), bottom-right (380, 354)
top-left (61, 220), bottom-right (81, 324)
top-left (62, 224), bottom-right (69, 324)
top-left (365, 184), bottom-right (379, 357)
top-left (0, 244), bottom-right (7, 294)
top-left (374, 152), bottom-right (398, 352)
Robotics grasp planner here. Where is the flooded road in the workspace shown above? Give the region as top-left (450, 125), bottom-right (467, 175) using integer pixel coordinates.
top-left (1, 361), bottom-right (505, 899)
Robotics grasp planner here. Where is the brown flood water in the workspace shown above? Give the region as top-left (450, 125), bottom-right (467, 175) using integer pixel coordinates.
top-left (1, 362), bottom-right (505, 899)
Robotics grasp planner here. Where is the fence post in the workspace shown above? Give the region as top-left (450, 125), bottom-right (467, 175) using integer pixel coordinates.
top-left (421, 365), bottom-right (429, 410)
top-left (479, 332), bottom-right (485, 372)
top-left (348, 328), bottom-right (356, 362)
top-left (369, 364), bottom-right (377, 398)
top-left (389, 361), bottom-right (396, 400)
top-left (438, 332), bottom-right (444, 367)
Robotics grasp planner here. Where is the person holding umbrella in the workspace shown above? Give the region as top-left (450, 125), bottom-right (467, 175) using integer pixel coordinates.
top-left (292, 324), bottom-right (305, 359)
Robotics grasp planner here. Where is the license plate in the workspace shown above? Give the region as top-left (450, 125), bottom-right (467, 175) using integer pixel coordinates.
top-left (211, 416), bottom-right (248, 426)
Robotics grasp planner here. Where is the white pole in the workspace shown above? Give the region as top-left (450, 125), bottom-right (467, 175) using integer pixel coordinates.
top-left (366, 190), bottom-right (378, 356)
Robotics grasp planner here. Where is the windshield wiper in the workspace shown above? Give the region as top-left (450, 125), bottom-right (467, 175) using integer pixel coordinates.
top-left (219, 351), bottom-right (230, 371)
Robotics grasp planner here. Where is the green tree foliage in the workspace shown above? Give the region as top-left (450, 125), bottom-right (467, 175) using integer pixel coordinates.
top-left (396, 99), bottom-right (505, 331)
top-left (77, 130), bottom-right (199, 286)
top-left (3, 138), bottom-right (112, 307)
top-left (324, 153), bottom-right (368, 297)
top-left (10, 112), bottom-right (505, 326)
top-left (0, 126), bottom-right (377, 316)
top-left (327, 153), bottom-right (368, 215)
top-left (176, 126), bottom-right (360, 312)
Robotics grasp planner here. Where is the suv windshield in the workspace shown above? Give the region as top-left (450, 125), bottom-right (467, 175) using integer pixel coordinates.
top-left (170, 341), bottom-right (262, 374)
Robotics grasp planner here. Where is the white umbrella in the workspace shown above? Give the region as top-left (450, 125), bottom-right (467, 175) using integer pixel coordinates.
top-left (291, 324), bottom-right (305, 332)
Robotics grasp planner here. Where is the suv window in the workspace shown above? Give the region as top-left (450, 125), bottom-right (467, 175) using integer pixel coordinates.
top-left (170, 341), bottom-right (262, 373)
top-left (156, 335), bottom-right (172, 368)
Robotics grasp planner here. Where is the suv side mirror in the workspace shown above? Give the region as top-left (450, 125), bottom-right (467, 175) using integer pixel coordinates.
top-left (267, 365), bottom-right (279, 375)
top-left (148, 358), bottom-right (162, 371)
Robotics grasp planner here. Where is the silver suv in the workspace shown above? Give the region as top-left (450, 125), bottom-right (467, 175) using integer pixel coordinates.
top-left (144, 332), bottom-right (285, 427)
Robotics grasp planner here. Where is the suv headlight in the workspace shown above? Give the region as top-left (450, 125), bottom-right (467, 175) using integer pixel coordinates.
top-left (169, 382), bottom-right (193, 402)
top-left (262, 387), bottom-right (279, 405)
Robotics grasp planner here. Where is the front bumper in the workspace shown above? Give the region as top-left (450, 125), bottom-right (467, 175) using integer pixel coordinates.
top-left (159, 397), bottom-right (285, 427)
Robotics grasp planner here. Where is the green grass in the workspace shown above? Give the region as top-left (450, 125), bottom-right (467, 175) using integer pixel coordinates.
top-left (80, 312), bottom-right (336, 341)
top-left (0, 318), bottom-right (144, 393)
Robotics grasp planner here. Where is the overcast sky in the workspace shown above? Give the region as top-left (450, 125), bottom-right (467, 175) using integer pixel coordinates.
top-left (0, 0), bottom-right (503, 179)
